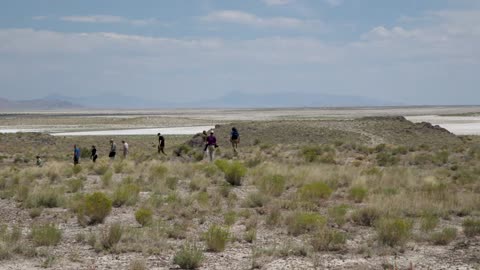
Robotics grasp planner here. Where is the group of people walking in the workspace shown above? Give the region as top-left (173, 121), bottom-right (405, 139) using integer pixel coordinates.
top-left (71, 139), bottom-right (130, 165)
top-left (202, 127), bottom-right (241, 162)
top-left (35, 128), bottom-right (241, 166)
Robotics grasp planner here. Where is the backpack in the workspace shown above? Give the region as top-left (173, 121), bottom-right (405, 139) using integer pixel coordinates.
top-left (231, 129), bottom-right (239, 139)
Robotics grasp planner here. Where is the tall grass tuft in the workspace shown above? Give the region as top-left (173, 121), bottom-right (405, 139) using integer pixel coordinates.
top-left (173, 243), bottom-right (204, 269)
top-left (204, 225), bottom-right (230, 252)
top-left (31, 224), bottom-right (62, 246)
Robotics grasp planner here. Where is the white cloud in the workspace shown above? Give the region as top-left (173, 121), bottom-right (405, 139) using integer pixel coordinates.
top-left (1, 9), bottom-right (479, 104)
top-left (60, 15), bottom-right (158, 26)
top-left (32, 16), bottom-right (48, 21)
top-left (261, 0), bottom-right (294, 6)
top-left (325, 0), bottom-right (343, 7)
top-left (201, 10), bottom-right (322, 30)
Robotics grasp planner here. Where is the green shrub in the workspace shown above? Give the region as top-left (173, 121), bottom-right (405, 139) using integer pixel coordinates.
top-left (286, 212), bottom-right (326, 236)
top-left (100, 223), bottom-right (123, 250)
top-left (215, 160), bottom-right (247, 186)
top-left (204, 225), bottom-right (229, 252)
top-left (301, 146), bottom-right (336, 163)
top-left (135, 208), bottom-right (153, 227)
top-left (101, 169), bottom-right (113, 187)
top-left (66, 178), bottom-right (84, 193)
top-left (328, 204), bottom-right (348, 226)
top-left (79, 147), bottom-right (91, 159)
top-left (420, 213), bottom-right (439, 232)
top-left (351, 207), bottom-right (381, 227)
top-left (112, 184), bottom-right (140, 207)
top-left (311, 228), bottom-right (346, 251)
top-left (84, 192), bottom-right (112, 225)
top-left (431, 227), bottom-right (457, 245)
top-left (31, 224), bottom-right (62, 246)
top-left (462, 218), bottom-right (480, 237)
top-left (297, 181), bottom-right (333, 202)
top-left (376, 218), bottom-right (412, 247)
top-left (224, 211), bottom-right (237, 226)
top-left (392, 146), bottom-right (408, 155)
top-left (257, 174), bottom-right (286, 197)
top-left (348, 186), bottom-right (368, 203)
top-left (376, 152), bottom-right (399, 166)
top-left (173, 244), bottom-right (204, 269)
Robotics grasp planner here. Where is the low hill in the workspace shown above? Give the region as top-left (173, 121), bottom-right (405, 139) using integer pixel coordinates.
top-left (207, 116), bottom-right (463, 149)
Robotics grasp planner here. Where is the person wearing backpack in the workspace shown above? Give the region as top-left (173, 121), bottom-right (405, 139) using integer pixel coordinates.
top-left (73, 145), bottom-right (81, 165)
top-left (230, 127), bottom-right (240, 153)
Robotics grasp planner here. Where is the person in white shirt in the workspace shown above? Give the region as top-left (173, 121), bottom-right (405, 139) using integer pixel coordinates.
top-left (122, 140), bottom-right (129, 158)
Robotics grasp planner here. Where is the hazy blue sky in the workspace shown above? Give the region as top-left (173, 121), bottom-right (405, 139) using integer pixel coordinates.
top-left (0, 0), bottom-right (479, 104)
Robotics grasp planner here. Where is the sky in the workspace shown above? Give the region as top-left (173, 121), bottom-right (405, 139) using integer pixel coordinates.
top-left (0, 0), bottom-right (479, 105)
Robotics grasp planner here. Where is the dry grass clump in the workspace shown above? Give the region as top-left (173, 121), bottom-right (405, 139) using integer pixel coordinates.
top-left (351, 207), bottom-right (381, 227)
top-left (93, 159), bottom-right (110, 175)
top-left (224, 211), bottom-right (237, 226)
top-left (256, 174), bottom-right (286, 197)
top-left (376, 217), bottom-right (412, 247)
top-left (266, 206), bottom-right (282, 228)
top-left (328, 204), bottom-right (349, 226)
top-left (244, 192), bottom-right (269, 208)
top-left (65, 178), bottom-right (84, 193)
top-left (0, 225), bottom-right (22, 260)
top-left (149, 163), bottom-right (168, 181)
top-left (173, 243), bottom-right (204, 269)
top-left (286, 212), bottom-right (326, 236)
top-left (420, 213), bottom-right (439, 232)
top-left (26, 187), bottom-right (64, 208)
top-left (128, 259), bottom-right (147, 270)
top-left (430, 227), bottom-right (457, 245)
top-left (30, 224), bottom-right (62, 246)
top-left (462, 218), bottom-right (480, 237)
top-left (311, 227), bottom-right (347, 251)
top-left (100, 223), bottom-right (123, 250)
top-left (301, 145), bottom-right (336, 163)
top-left (112, 183), bottom-right (140, 207)
top-left (101, 169), bottom-right (114, 187)
top-left (204, 225), bottom-right (230, 252)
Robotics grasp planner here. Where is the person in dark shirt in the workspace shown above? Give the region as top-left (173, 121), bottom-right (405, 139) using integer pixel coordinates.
top-left (91, 145), bottom-right (98, 163)
top-left (206, 131), bottom-right (217, 162)
top-left (157, 133), bottom-right (166, 155)
top-left (230, 127), bottom-right (240, 153)
top-left (109, 139), bottom-right (117, 160)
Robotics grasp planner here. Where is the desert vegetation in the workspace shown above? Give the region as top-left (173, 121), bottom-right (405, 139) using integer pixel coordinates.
top-left (0, 117), bottom-right (478, 269)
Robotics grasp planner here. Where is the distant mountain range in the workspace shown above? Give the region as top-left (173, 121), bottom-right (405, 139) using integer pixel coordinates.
top-left (0, 92), bottom-right (398, 111)
top-left (0, 97), bottom-right (83, 111)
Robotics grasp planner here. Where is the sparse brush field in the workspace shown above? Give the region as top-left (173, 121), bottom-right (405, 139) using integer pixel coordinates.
top-left (0, 117), bottom-right (479, 269)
